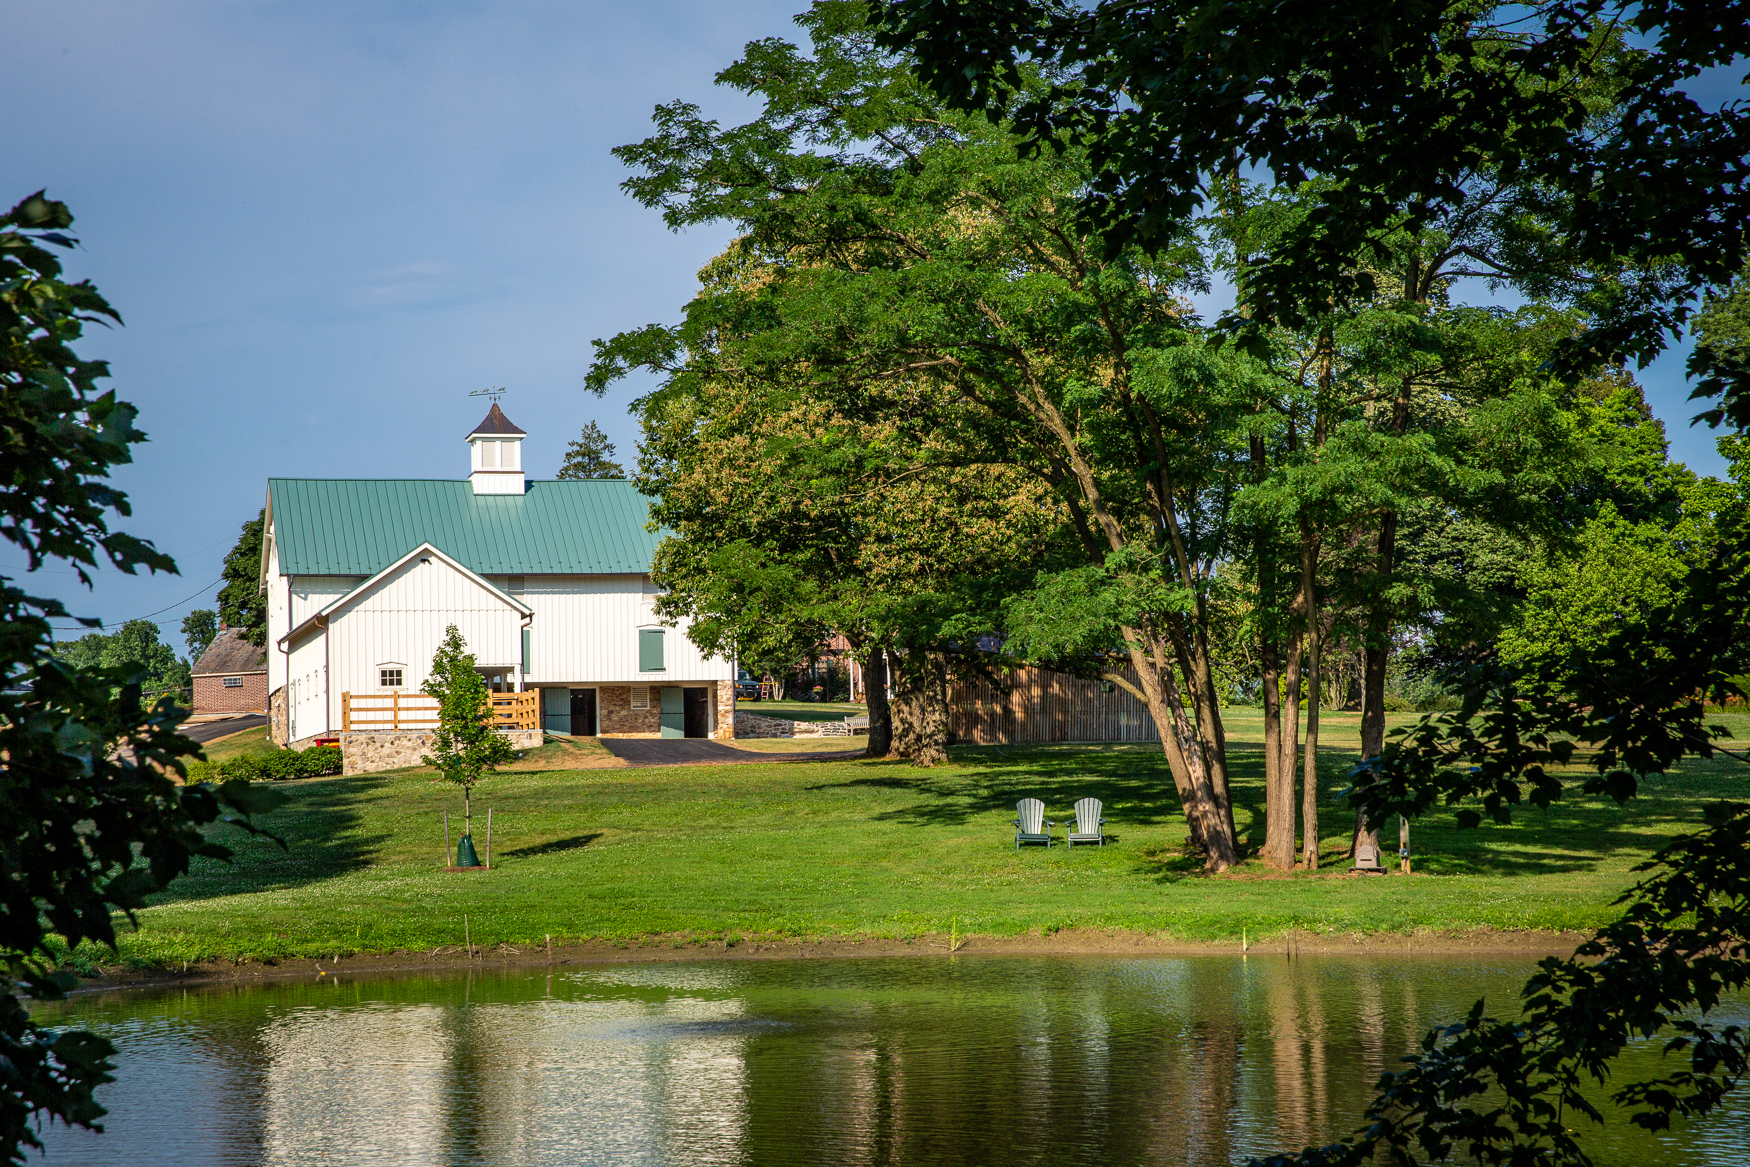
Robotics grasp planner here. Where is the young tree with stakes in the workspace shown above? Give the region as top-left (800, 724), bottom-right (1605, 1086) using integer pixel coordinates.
top-left (422, 624), bottom-right (513, 867)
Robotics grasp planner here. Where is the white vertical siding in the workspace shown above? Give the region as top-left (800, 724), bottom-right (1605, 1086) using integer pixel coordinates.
top-left (509, 575), bottom-right (732, 684)
top-left (291, 576), bottom-right (362, 625)
top-left (321, 554), bottom-right (525, 722)
top-left (266, 526), bottom-right (287, 694)
top-left (286, 631), bottom-right (328, 740)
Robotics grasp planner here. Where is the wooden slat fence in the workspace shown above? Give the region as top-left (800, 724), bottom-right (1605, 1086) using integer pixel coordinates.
top-left (952, 666), bottom-right (1160, 745)
top-left (341, 691), bottom-right (537, 732)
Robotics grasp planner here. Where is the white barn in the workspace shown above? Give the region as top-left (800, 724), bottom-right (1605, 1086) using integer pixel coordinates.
top-left (262, 405), bottom-right (735, 747)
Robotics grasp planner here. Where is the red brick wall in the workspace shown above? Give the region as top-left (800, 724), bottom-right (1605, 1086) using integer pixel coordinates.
top-left (193, 671), bottom-right (268, 715)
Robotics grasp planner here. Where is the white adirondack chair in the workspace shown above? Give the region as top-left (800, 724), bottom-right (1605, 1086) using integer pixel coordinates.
top-left (1012, 798), bottom-right (1056, 849)
top-left (1066, 797), bottom-right (1106, 848)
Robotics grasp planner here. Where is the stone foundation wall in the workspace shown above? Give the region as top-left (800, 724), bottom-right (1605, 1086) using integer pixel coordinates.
top-left (598, 685), bottom-right (662, 737)
top-left (734, 712), bottom-right (850, 738)
top-left (341, 728), bottom-right (542, 776)
top-left (714, 680), bottom-right (735, 739)
top-left (268, 685), bottom-right (288, 746)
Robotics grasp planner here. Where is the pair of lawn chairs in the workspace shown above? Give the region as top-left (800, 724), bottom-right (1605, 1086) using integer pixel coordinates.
top-left (1012, 797), bottom-right (1107, 850)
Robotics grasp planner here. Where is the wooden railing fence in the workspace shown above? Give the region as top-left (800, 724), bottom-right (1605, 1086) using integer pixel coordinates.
top-left (341, 690), bottom-right (537, 732)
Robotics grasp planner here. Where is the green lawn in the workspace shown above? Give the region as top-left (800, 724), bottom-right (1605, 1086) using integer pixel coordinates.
top-left (738, 697), bottom-right (865, 723)
top-left (107, 707), bottom-right (1749, 969)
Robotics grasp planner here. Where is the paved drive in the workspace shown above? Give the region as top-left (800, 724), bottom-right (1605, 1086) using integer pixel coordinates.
top-left (599, 738), bottom-right (861, 767)
top-left (179, 715), bottom-right (269, 744)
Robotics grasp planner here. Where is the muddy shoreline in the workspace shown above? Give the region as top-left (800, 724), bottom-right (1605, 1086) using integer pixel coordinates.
top-left (72, 926), bottom-right (1588, 995)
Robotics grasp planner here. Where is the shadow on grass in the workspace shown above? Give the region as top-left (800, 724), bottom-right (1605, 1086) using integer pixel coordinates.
top-left (153, 774), bottom-right (394, 903)
top-left (499, 833), bottom-right (602, 860)
top-left (809, 744), bottom-right (1187, 831)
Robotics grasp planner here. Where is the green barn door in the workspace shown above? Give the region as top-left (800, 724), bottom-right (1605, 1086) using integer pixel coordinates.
top-left (659, 686), bottom-right (685, 738)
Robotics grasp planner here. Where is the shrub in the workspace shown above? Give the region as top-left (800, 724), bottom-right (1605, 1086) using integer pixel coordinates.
top-left (298, 746), bottom-right (343, 777)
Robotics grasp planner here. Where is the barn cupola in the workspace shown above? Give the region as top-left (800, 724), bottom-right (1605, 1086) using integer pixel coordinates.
top-left (467, 403), bottom-right (527, 495)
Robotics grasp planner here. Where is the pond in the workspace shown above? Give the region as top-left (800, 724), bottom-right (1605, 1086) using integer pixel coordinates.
top-left (32, 955), bottom-right (1750, 1166)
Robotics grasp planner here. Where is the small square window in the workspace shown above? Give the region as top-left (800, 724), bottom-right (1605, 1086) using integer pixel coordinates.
top-left (381, 668), bottom-right (403, 688)
top-left (630, 687), bottom-right (649, 710)
top-left (222, 676), bottom-right (244, 688)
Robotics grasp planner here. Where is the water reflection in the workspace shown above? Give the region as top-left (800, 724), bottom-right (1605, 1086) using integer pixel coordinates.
top-left (33, 955), bottom-right (1750, 1166)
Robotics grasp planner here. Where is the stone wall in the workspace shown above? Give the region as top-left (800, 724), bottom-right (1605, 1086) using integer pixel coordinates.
top-left (268, 685), bottom-right (288, 746)
top-left (714, 680), bottom-right (736, 739)
top-left (597, 685), bottom-right (661, 737)
top-left (341, 728), bottom-right (542, 776)
top-left (734, 711), bottom-right (851, 738)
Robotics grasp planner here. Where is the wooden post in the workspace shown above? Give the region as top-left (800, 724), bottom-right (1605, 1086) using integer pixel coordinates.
top-left (485, 808), bottom-right (493, 870)
top-left (392, 690), bottom-right (401, 731)
top-left (444, 810), bottom-right (451, 867)
top-left (342, 691), bottom-right (351, 731)
top-left (546, 933), bottom-right (552, 963)
top-left (464, 914), bottom-right (472, 958)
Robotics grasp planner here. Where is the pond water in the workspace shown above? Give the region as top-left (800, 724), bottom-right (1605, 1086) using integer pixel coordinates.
top-left (32, 955), bottom-right (1750, 1166)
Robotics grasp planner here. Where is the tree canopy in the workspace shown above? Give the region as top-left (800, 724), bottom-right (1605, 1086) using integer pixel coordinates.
top-left (0, 191), bottom-right (280, 1162)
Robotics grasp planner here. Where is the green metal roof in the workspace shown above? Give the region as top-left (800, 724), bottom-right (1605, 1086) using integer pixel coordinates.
top-left (267, 479), bottom-right (664, 576)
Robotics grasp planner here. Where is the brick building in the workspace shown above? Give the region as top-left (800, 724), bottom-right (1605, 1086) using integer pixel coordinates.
top-left (191, 627), bottom-right (269, 714)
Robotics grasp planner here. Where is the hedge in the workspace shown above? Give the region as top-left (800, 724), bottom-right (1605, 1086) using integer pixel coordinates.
top-left (185, 745), bottom-right (342, 783)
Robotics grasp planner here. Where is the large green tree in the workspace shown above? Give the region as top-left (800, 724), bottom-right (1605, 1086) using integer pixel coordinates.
top-left (56, 618), bottom-right (190, 701)
top-left (601, 2), bottom-right (1268, 858)
top-left (0, 191), bottom-right (279, 1163)
top-left (217, 508), bottom-right (265, 646)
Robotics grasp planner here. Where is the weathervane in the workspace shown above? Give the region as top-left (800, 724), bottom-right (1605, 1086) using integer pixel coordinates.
top-left (469, 386), bottom-right (506, 405)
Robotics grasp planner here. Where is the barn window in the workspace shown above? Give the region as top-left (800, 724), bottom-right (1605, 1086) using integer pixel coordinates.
top-left (631, 687), bottom-right (649, 710)
top-left (380, 668), bottom-right (403, 688)
top-left (638, 628), bottom-right (665, 672)
top-left (222, 676), bottom-right (244, 688)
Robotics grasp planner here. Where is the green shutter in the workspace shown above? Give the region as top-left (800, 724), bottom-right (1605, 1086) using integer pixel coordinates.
top-left (639, 628), bottom-right (665, 672)
top-left (521, 628), bottom-right (531, 673)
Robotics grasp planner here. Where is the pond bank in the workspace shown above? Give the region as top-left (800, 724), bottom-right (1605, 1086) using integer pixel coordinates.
top-left (75, 924), bottom-right (1589, 993)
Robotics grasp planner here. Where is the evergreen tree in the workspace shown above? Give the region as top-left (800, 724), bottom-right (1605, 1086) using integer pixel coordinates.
top-left (556, 421), bottom-right (625, 479)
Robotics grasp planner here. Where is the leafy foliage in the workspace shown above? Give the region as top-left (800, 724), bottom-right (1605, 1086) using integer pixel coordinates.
top-left (0, 191), bottom-right (282, 1163)
top-left (421, 624), bottom-right (513, 813)
top-left (876, 0), bottom-right (1750, 423)
top-left (180, 607), bottom-right (216, 664)
top-left (184, 746), bottom-right (341, 783)
top-left (217, 508), bottom-right (266, 646)
top-left (55, 618), bottom-right (189, 700)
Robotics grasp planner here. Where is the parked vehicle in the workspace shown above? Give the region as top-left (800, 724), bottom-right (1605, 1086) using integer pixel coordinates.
top-left (735, 669), bottom-right (760, 700)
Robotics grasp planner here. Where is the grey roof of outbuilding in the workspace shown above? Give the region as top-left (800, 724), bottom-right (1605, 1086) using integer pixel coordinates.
top-left (193, 627), bottom-right (268, 675)
top-left (467, 403), bottom-right (525, 437)
top-left (266, 478), bottom-right (662, 576)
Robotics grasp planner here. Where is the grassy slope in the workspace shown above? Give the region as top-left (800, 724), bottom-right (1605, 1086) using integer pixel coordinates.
top-left (114, 708), bottom-right (1749, 967)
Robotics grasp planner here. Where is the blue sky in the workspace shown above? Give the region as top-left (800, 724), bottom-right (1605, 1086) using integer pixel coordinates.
top-left (4, 2), bottom-right (1738, 650)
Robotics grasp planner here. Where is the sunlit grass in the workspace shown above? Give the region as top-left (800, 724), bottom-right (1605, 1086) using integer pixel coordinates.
top-left (110, 707), bottom-right (1749, 969)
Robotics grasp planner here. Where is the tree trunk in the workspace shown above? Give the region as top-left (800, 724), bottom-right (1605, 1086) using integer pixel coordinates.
top-left (890, 649), bottom-right (949, 766)
top-left (863, 644), bottom-right (893, 758)
top-left (1280, 624), bottom-right (1303, 860)
top-left (1299, 524), bottom-right (1322, 871)
top-left (1354, 370), bottom-right (1412, 860)
top-left (1259, 639), bottom-right (1296, 870)
top-left (1123, 624), bottom-right (1238, 871)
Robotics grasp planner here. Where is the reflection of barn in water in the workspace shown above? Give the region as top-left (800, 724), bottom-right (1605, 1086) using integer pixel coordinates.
top-left (951, 665), bottom-right (1162, 745)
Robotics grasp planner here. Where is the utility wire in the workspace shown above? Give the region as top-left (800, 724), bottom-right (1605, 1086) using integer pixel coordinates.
top-left (48, 577), bottom-right (224, 633)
